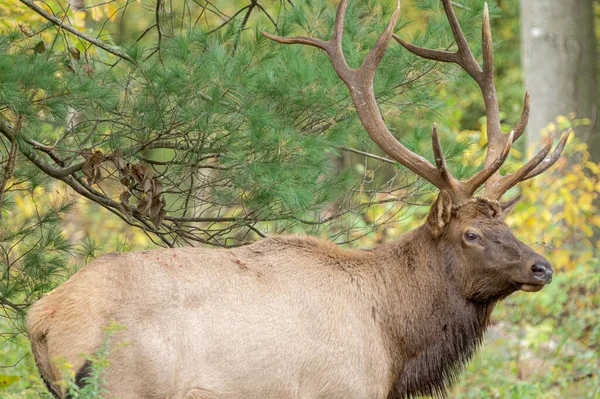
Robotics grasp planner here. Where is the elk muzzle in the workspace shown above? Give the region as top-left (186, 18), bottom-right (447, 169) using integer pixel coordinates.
top-left (520, 258), bottom-right (553, 292)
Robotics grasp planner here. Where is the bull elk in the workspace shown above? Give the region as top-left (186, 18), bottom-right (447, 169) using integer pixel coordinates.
top-left (27, 1), bottom-right (570, 398)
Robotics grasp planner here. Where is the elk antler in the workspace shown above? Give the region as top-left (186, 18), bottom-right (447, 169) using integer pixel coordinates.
top-left (394, 1), bottom-right (571, 200)
top-left (263, 0), bottom-right (570, 202)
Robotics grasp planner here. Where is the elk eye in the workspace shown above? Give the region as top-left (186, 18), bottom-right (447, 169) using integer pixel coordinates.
top-left (464, 232), bottom-right (479, 242)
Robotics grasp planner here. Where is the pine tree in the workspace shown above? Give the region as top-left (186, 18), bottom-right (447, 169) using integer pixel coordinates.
top-left (0, 0), bottom-right (481, 249)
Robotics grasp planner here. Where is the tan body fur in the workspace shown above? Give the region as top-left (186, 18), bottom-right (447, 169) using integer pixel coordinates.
top-left (29, 235), bottom-right (406, 399)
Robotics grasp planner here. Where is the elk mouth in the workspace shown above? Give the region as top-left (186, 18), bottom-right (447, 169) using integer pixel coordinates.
top-left (517, 282), bottom-right (545, 292)
top-left (515, 261), bottom-right (553, 292)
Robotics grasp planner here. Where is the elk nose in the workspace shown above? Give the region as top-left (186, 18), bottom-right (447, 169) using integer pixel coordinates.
top-left (531, 260), bottom-right (553, 283)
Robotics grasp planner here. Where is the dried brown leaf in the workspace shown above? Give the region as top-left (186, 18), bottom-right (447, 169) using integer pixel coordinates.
top-left (153, 179), bottom-right (163, 197)
top-left (34, 40), bottom-right (46, 54)
top-left (18, 24), bottom-right (34, 37)
top-left (136, 195), bottom-right (152, 215)
top-left (90, 150), bottom-right (104, 165)
top-left (119, 191), bottom-right (131, 206)
top-left (131, 163), bottom-right (148, 182)
top-left (151, 207), bottom-right (166, 228)
top-left (69, 47), bottom-right (81, 60)
top-left (112, 155), bottom-right (125, 171)
top-left (82, 162), bottom-right (94, 185)
top-left (149, 196), bottom-right (166, 228)
top-left (120, 175), bottom-right (134, 188)
top-left (143, 177), bottom-right (153, 194)
top-left (118, 191), bottom-right (132, 220)
top-left (94, 168), bottom-right (103, 184)
top-left (82, 63), bottom-right (94, 76)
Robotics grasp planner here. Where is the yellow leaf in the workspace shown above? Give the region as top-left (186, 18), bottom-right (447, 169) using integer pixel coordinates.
top-left (91, 7), bottom-right (102, 21)
top-left (551, 250), bottom-right (570, 270)
top-left (590, 215), bottom-right (600, 227)
top-left (0, 375), bottom-right (20, 387)
top-left (581, 225), bottom-right (593, 237)
top-left (555, 115), bottom-right (569, 125)
top-left (106, 3), bottom-right (118, 21)
top-left (73, 11), bottom-right (86, 29)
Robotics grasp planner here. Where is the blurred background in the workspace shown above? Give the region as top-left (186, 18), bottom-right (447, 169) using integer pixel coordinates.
top-left (0, 0), bottom-right (598, 397)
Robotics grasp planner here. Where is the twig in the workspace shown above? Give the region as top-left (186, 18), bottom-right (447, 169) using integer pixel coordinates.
top-left (0, 354), bottom-right (28, 368)
top-left (338, 146), bottom-right (396, 165)
top-left (0, 115), bottom-right (21, 218)
top-left (207, 5), bottom-right (250, 34)
top-left (155, 0), bottom-right (163, 61)
top-left (233, 0), bottom-right (257, 52)
top-left (256, 1), bottom-right (278, 32)
top-left (19, 0), bottom-right (134, 63)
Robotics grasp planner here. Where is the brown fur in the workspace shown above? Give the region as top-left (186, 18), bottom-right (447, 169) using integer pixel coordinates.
top-left (27, 195), bottom-right (552, 399)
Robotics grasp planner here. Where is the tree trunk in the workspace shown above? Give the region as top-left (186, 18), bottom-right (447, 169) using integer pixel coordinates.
top-left (520, 0), bottom-right (598, 157)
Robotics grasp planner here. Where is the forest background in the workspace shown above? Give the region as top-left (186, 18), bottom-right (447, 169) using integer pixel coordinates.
top-left (0, 0), bottom-right (599, 397)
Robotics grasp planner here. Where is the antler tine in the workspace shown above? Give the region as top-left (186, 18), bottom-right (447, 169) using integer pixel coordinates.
top-left (262, 0), bottom-right (353, 84)
top-left (265, 0), bottom-right (401, 86)
top-left (441, 0), bottom-right (475, 59)
top-left (522, 129), bottom-right (572, 180)
top-left (260, 32), bottom-right (328, 51)
top-left (393, 0), bottom-right (482, 80)
top-left (481, 3), bottom-right (494, 80)
top-left (484, 130), bottom-right (554, 198)
top-left (431, 123), bottom-right (458, 190)
top-left (394, 1), bottom-right (503, 152)
top-left (392, 35), bottom-right (460, 64)
top-left (479, 2), bottom-right (504, 150)
top-left (512, 92), bottom-right (530, 142)
top-left (261, 31), bottom-right (328, 51)
top-left (362, 2), bottom-right (402, 77)
top-left (266, 1), bottom-right (571, 203)
top-left (464, 130), bottom-right (513, 197)
top-left (395, 1), bottom-right (520, 200)
top-left (332, 0), bottom-right (348, 41)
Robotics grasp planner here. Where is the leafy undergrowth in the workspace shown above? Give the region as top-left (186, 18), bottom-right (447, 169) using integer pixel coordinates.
top-left (451, 265), bottom-right (600, 399)
top-left (0, 332), bottom-right (50, 397)
top-left (1, 322), bottom-right (124, 398)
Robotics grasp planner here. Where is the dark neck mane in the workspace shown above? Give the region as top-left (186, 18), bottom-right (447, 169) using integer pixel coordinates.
top-left (377, 227), bottom-right (498, 399)
top-left (389, 300), bottom-right (495, 399)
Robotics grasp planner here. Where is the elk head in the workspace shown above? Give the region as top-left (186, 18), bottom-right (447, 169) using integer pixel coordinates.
top-left (263, 0), bottom-right (569, 296)
top-left (427, 191), bottom-right (553, 302)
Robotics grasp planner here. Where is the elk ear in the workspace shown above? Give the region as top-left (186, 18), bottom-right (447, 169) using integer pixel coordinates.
top-left (427, 190), bottom-right (453, 238)
top-left (499, 194), bottom-right (521, 217)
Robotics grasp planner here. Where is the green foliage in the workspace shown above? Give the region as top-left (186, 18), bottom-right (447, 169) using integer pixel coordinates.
top-left (55, 321), bottom-right (126, 399)
top-left (0, 185), bottom-right (73, 324)
top-left (0, 173), bottom-right (73, 394)
top-left (451, 264), bottom-right (600, 399)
